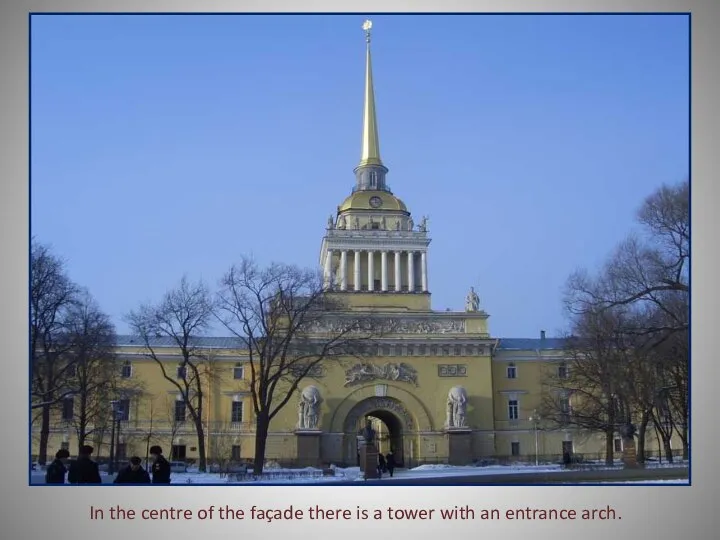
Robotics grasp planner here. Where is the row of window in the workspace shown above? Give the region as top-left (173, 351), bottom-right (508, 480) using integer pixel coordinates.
top-left (506, 362), bottom-right (568, 380)
top-left (121, 360), bottom-right (568, 380)
top-left (60, 397), bottom-right (245, 424)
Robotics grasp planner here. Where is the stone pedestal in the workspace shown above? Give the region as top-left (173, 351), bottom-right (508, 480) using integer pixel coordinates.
top-left (622, 437), bottom-right (642, 469)
top-left (446, 428), bottom-right (473, 466)
top-left (295, 430), bottom-right (322, 468)
top-left (359, 442), bottom-right (379, 479)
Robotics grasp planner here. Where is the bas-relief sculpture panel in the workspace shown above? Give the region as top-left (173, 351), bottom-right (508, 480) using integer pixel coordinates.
top-left (345, 397), bottom-right (416, 432)
top-left (303, 317), bottom-right (466, 335)
top-left (344, 362), bottom-right (418, 387)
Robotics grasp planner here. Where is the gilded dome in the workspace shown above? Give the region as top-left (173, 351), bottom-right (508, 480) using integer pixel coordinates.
top-left (338, 190), bottom-right (408, 213)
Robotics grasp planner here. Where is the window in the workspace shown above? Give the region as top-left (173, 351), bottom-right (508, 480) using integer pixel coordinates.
top-left (511, 442), bottom-right (520, 456)
top-left (233, 364), bottom-right (244, 380)
top-left (177, 364), bottom-right (187, 379)
top-left (508, 399), bottom-right (519, 420)
top-left (418, 344), bottom-right (426, 355)
top-left (231, 401), bottom-right (243, 423)
top-left (171, 445), bottom-right (187, 461)
top-left (62, 398), bottom-right (74, 421)
top-left (558, 362), bottom-right (568, 379)
top-left (466, 345), bottom-right (475, 356)
top-left (117, 398), bottom-right (130, 422)
top-left (560, 396), bottom-right (571, 423)
top-left (406, 345), bottom-right (414, 356)
top-left (174, 400), bottom-right (186, 422)
top-left (454, 345), bottom-right (461, 356)
top-left (121, 362), bottom-right (132, 379)
top-left (231, 445), bottom-right (241, 461)
top-left (430, 345), bottom-right (438, 356)
top-left (507, 364), bottom-right (517, 379)
top-left (614, 438), bottom-right (623, 453)
top-left (371, 222), bottom-right (380, 230)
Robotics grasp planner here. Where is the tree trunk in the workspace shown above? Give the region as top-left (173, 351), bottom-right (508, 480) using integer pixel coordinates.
top-left (679, 425), bottom-right (689, 461)
top-left (253, 412), bottom-right (270, 476)
top-left (663, 438), bottom-right (674, 464)
top-left (604, 428), bottom-right (614, 466)
top-left (38, 404), bottom-right (51, 465)
top-left (194, 417), bottom-right (207, 472)
top-left (636, 414), bottom-right (650, 463)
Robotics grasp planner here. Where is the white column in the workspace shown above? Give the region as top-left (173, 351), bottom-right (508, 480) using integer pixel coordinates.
top-left (394, 251), bottom-right (402, 292)
top-left (324, 250), bottom-right (333, 289)
top-left (407, 251), bottom-right (415, 292)
top-left (367, 251), bottom-right (375, 292)
top-left (340, 251), bottom-right (348, 291)
top-left (421, 251), bottom-right (428, 292)
top-left (354, 250), bottom-right (361, 291)
top-left (381, 251), bottom-right (388, 291)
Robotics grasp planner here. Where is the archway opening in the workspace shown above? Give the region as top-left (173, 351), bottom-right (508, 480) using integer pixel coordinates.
top-left (357, 409), bottom-right (404, 468)
top-left (367, 410), bottom-right (404, 467)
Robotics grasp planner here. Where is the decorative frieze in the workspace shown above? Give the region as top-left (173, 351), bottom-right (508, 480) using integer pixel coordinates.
top-left (344, 362), bottom-right (418, 387)
top-left (345, 397), bottom-right (415, 431)
top-left (438, 364), bottom-right (467, 377)
top-left (303, 316), bottom-right (465, 335)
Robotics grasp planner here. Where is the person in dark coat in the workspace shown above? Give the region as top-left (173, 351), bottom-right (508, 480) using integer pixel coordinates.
top-left (377, 453), bottom-right (386, 478)
top-left (149, 445), bottom-right (171, 484)
top-left (68, 445), bottom-right (102, 484)
top-left (562, 449), bottom-right (572, 468)
top-left (114, 456), bottom-right (151, 484)
top-left (385, 451), bottom-right (396, 478)
top-left (45, 448), bottom-right (70, 484)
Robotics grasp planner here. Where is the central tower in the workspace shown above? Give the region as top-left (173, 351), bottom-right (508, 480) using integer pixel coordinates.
top-left (319, 20), bottom-right (431, 311)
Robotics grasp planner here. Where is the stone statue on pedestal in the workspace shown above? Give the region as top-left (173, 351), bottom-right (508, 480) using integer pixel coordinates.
top-left (361, 418), bottom-right (376, 444)
top-left (465, 287), bottom-right (480, 312)
top-left (446, 386), bottom-right (468, 429)
top-left (297, 385), bottom-right (322, 430)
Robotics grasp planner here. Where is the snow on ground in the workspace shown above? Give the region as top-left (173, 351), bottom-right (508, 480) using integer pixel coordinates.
top-left (591, 479), bottom-right (689, 485)
top-left (30, 461), bottom-right (689, 485)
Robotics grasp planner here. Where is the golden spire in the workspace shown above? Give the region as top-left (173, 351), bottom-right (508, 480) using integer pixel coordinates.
top-left (358, 19), bottom-right (383, 168)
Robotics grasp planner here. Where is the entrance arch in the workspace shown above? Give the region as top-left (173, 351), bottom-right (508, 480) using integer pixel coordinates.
top-left (342, 396), bottom-right (415, 468)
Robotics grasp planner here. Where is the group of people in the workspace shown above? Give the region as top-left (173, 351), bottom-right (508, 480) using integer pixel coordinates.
top-left (45, 444), bottom-right (172, 485)
top-left (376, 451), bottom-right (396, 478)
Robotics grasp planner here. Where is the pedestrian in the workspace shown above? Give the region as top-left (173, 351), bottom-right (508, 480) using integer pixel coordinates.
top-left (385, 451), bottom-right (396, 478)
top-left (562, 449), bottom-right (572, 468)
top-left (149, 445), bottom-right (171, 484)
top-left (68, 445), bottom-right (102, 484)
top-left (377, 453), bottom-right (386, 478)
top-left (114, 456), bottom-right (151, 484)
top-left (45, 448), bottom-right (71, 484)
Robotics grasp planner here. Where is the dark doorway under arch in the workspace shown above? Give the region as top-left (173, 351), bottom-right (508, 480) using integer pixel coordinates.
top-left (366, 409), bottom-right (404, 468)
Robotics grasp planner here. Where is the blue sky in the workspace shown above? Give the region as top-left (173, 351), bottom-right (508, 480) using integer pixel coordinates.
top-left (30, 14), bottom-right (689, 338)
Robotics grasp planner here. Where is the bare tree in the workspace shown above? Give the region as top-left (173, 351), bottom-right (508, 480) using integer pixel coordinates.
top-left (541, 307), bottom-right (630, 465)
top-left (560, 181), bottom-right (689, 463)
top-left (566, 180), bottom-right (689, 337)
top-left (30, 240), bottom-right (79, 464)
top-left (208, 423), bottom-right (239, 476)
top-left (62, 290), bottom-right (120, 452)
top-left (215, 257), bottom-right (382, 475)
top-left (125, 276), bottom-right (215, 472)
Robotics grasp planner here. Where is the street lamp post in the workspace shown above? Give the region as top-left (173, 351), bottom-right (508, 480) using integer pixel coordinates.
top-left (109, 400), bottom-right (124, 475)
top-left (529, 410), bottom-right (541, 467)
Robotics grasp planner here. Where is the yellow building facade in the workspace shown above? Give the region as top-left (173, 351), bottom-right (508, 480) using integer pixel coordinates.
top-left (34, 21), bottom-right (678, 468)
